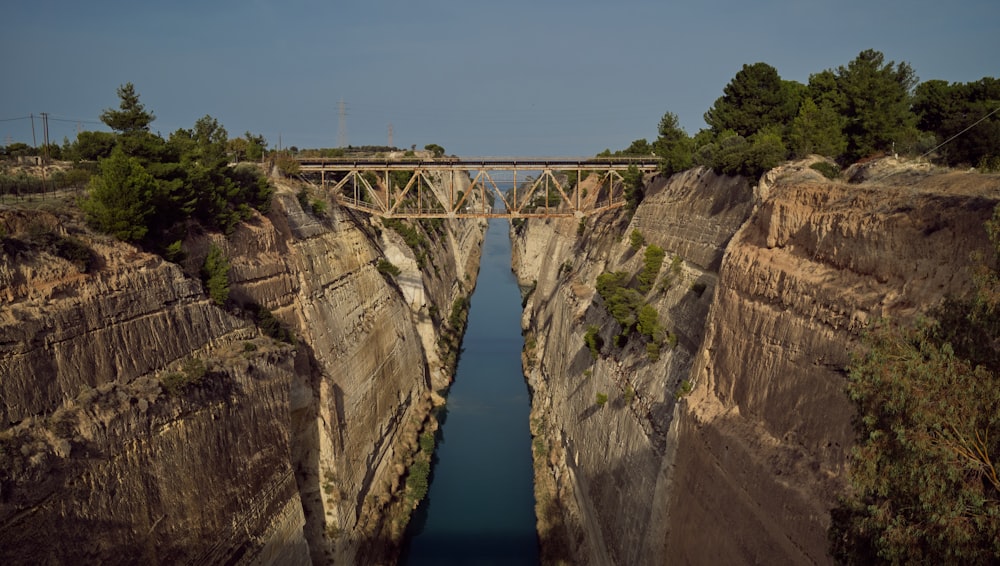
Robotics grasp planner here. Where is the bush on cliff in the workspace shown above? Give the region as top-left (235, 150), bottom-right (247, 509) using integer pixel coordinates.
top-left (201, 244), bottom-right (230, 306)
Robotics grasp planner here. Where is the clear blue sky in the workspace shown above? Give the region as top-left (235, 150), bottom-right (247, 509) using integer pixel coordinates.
top-left (2, 0), bottom-right (997, 156)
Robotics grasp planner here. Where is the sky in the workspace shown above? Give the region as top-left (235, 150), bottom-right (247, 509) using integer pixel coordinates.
top-left (2, 0), bottom-right (998, 157)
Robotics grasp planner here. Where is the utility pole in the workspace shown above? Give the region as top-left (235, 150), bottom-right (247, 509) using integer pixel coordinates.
top-left (337, 98), bottom-right (347, 148)
top-left (40, 112), bottom-right (50, 162)
top-left (388, 123), bottom-right (393, 149)
top-left (30, 113), bottom-right (37, 149)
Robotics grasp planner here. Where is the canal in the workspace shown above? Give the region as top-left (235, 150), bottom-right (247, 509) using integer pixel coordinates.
top-left (400, 218), bottom-right (539, 565)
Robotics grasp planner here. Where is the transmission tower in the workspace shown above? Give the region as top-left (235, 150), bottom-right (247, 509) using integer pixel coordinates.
top-left (388, 123), bottom-right (393, 148)
top-left (337, 98), bottom-right (348, 148)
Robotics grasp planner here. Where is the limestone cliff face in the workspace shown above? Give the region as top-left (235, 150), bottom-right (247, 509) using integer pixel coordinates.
top-left (513, 167), bottom-right (755, 565)
top-left (513, 160), bottom-right (1000, 565)
top-left (0, 178), bottom-right (485, 565)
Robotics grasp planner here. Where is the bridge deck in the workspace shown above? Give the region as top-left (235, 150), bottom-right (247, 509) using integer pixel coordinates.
top-left (297, 156), bottom-right (660, 171)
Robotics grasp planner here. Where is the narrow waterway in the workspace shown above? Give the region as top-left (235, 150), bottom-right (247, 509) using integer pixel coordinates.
top-left (400, 218), bottom-right (539, 565)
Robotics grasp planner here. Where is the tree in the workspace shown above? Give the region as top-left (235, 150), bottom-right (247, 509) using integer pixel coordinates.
top-left (424, 143), bottom-right (445, 158)
top-left (202, 244), bottom-right (231, 306)
top-left (788, 97), bottom-right (847, 158)
top-left (653, 112), bottom-right (694, 175)
top-left (100, 83), bottom-right (155, 136)
top-left (833, 49), bottom-right (918, 162)
top-left (80, 147), bottom-right (155, 242)
top-left (913, 77), bottom-right (1000, 167)
top-left (72, 130), bottom-right (117, 161)
top-left (704, 62), bottom-right (802, 138)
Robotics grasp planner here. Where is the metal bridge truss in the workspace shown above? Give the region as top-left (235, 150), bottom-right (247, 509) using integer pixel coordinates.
top-left (296, 158), bottom-right (660, 219)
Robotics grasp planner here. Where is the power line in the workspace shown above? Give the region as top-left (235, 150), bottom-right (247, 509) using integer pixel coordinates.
top-left (919, 104), bottom-right (1000, 161)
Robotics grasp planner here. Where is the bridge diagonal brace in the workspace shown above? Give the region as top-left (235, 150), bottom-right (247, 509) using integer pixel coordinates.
top-left (387, 168), bottom-right (423, 216)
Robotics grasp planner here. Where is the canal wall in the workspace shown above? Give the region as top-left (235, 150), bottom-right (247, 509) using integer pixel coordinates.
top-left (0, 175), bottom-right (486, 565)
top-left (512, 159), bottom-right (1000, 564)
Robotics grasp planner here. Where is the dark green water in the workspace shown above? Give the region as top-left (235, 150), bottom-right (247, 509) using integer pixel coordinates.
top-left (400, 219), bottom-right (540, 565)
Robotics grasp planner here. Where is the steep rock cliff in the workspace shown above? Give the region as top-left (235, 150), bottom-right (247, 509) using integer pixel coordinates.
top-left (0, 176), bottom-right (485, 565)
top-left (513, 160), bottom-right (1000, 564)
top-left (513, 167), bottom-right (755, 564)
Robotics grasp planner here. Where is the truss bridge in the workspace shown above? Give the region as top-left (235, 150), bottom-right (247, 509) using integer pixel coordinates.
top-left (296, 157), bottom-right (659, 219)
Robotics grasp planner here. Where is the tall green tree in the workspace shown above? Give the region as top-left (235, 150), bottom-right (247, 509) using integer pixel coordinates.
top-left (652, 112), bottom-right (693, 175)
top-left (833, 49), bottom-right (918, 162)
top-left (704, 62), bottom-right (802, 138)
top-left (99, 83), bottom-right (155, 135)
top-left (913, 77), bottom-right (1000, 167)
top-left (80, 147), bottom-right (155, 242)
top-left (788, 97), bottom-right (847, 158)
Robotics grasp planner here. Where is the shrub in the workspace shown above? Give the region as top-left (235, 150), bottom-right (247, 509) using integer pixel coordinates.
top-left (624, 384), bottom-right (636, 405)
top-left (637, 304), bottom-right (661, 339)
top-left (676, 379), bottom-right (693, 399)
top-left (646, 341), bottom-right (661, 361)
top-left (584, 325), bottom-right (603, 360)
top-left (638, 244), bottom-right (666, 292)
top-left (405, 459), bottom-right (430, 503)
top-left (595, 392), bottom-right (609, 407)
top-left (810, 161), bottom-right (841, 180)
top-left (377, 258), bottom-right (401, 277)
top-left (201, 244), bottom-right (230, 306)
top-left (419, 431), bottom-right (435, 454)
top-left (577, 218), bottom-right (587, 237)
top-left (629, 229), bottom-right (645, 250)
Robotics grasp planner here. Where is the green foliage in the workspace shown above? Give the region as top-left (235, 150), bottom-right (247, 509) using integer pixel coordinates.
top-left (100, 82), bottom-right (155, 136)
top-left (827, 49), bottom-right (919, 162)
top-left (704, 62), bottom-right (801, 139)
top-left (201, 244), bottom-right (230, 306)
top-left (675, 380), bottom-right (693, 399)
top-left (913, 77), bottom-right (1000, 167)
top-left (584, 325), bottom-right (603, 360)
top-left (73, 130), bottom-right (117, 161)
top-left (636, 304), bottom-right (661, 340)
top-left (638, 244), bottom-right (666, 292)
top-left (788, 97), bottom-right (848, 158)
top-left (405, 459), bottom-right (430, 503)
top-left (831, 319), bottom-right (1000, 564)
top-left (449, 296), bottom-right (469, 330)
top-left (248, 304), bottom-right (295, 344)
top-left (596, 271), bottom-right (645, 332)
top-left (629, 229), bottom-right (645, 250)
top-left (81, 147), bottom-right (155, 242)
top-left (624, 384), bottom-right (635, 405)
top-left (622, 164), bottom-right (645, 212)
top-left (162, 356), bottom-right (207, 394)
top-left (809, 161), bottom-right (841, 180)
top-left (275, 154), bottom-right (300, 176)
top-left (377, 258), bottom-right (401, 277)
top-left (419, 431), bottom-right (435, 455)
top-left (653, 112), bottom-right (694, 175)
top-left (645, 341), bottom-right (661, 361)
top-left (424, 143), bottom-right (446, 158)
top-left (577, 218), bottom-right (587, 237)
top-left (383, 218), bottom-right (430, 268)
top-left (595, 392), bottom-right (608, 407)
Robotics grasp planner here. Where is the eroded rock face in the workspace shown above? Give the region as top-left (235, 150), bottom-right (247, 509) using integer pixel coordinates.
top-left (513, 167), bottom-right (755, 565)
top-left (513, 161), bottom-right (1000, 565)
top-left (0, 180), bottom-right (485, 565)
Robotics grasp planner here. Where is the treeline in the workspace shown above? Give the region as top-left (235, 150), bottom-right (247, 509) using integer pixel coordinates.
top-left (608, 49), bottom-right (999, 183)
top-left (77, 83), bottom-right (273, 254)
